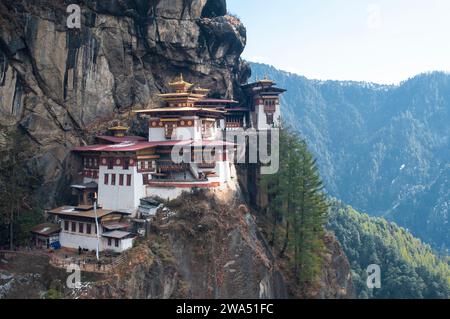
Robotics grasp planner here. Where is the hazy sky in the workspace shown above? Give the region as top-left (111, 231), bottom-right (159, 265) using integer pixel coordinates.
top-left (227, 0), bottom-right (450, 84)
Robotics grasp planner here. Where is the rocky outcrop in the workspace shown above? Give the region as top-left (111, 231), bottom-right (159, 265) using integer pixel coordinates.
top-left (76, 191), bottom-right (288, 299)
top-left (314, 233), bottom-right (355, 299)
top-left (0, 0), bottom-right (249, 205)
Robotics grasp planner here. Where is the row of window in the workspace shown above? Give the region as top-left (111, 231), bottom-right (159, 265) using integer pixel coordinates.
top-left (107, 238), bottom-right (120, 247)
top-left (84, 170), bottom-right (99, 179)
top-left (138, 160), bottom-right (155, 171)
top-left (264, 99), bottom-right (278, 106)
top-left (106, 158), bottom-right (131, 170)
top-left (104, 174), bottom-right (132, 186)
top-left (63, 221), bottom-right (120, 247)
top-left (64, 221), bottom-right (96, 235)
top-left (84, 157), bottom-right (99, 169)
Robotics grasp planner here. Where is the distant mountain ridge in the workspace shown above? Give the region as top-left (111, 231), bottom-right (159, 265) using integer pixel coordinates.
top-left (249, 62), bottom-right (450, 253)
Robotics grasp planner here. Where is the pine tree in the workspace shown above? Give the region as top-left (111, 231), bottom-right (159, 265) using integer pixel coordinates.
top-left (0, 127), bottom-right (42, 249)
top-left (264, 127), bottom-right (329, 287)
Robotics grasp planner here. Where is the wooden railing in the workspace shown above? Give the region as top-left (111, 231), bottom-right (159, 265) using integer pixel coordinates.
top-left (157, 160), bottom-right (188, 172)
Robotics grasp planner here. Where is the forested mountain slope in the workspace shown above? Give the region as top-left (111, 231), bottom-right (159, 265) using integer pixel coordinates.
top-left (327, 201), bottom-right (450, 299)
top-left (250, 62), bottom-right (450, 253)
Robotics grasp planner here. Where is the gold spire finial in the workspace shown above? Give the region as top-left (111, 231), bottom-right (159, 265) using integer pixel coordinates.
top-left (109, 123), bottom-right (129, 137)
top-left (168, 73), bottom-right (193, 92)
top-left (260, 72), bottom-right (274, 84)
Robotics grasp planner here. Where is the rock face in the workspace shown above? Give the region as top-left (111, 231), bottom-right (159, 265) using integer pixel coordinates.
top-left (0, 0), bottom-right (249, 205)
top-left (70, 192), bottom-right (289, 299)
top-left (315, 233), bottom-right (355, 299)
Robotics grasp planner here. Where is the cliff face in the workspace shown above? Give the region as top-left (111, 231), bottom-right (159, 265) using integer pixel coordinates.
top-left (76, 192), bottom-right (289, 299)
top-left (0, 0), bottom-right (249, 204)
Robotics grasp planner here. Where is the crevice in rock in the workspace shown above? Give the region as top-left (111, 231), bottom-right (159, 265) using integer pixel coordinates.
top-left (0, 50), bottom-right (7, 86)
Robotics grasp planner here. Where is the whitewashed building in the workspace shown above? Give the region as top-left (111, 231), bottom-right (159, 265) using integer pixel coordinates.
top-left (47, 205), bottom-right (135, 253)
top-left (39, 75), bottom-right (285, 253)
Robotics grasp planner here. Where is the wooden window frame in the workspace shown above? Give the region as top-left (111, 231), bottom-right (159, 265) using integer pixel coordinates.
top-left (108, 158), bottom-right (114, 170)
top-left (123, 158), bottom-right (130, 170)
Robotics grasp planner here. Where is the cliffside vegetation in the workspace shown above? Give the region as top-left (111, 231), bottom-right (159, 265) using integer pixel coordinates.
top-left (0, 127), bottom-right (43, 249)
top-left (261, 127), bottom-right (329, 294)
top-left (327, 201), bottom-right (450, 299)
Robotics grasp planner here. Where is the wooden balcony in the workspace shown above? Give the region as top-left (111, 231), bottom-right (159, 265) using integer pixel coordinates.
top-left (157, 160), bottom-right (188, 173)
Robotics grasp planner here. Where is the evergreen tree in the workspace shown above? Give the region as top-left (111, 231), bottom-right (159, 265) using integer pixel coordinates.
top-left (263, 127), bottom-right (329, 287)
top-left (0, 127), bottom-right (43, 249)
top-left (327, 200), bottom-right (450, 299)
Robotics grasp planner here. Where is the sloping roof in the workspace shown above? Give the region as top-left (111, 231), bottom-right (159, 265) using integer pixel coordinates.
top-left (102, 221), bottom-right (130, 231)
top-left (30, 223), bottom-right (61, 236)
top-left (47, 206), bottom-right (115, 219)
top-left (192, 140), bottom-right (236, 147)
top-left (133, 107), bottom-right (225, 114)
top-left (96, 136), bottom-right (146, 144)
top-left (71, 182), bottom-right (98, 190)
top-left (73, 142), bottom-right (159, 152)
top-left (195, 98), bottom-right (238, 104)
top-left (102, 231), bottom-right (134, 239)
top-left (73, 139), bottom-right (235, 153)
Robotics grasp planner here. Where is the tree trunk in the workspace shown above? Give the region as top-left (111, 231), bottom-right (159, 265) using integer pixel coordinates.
top-left (279, 220), bottom-right (289, 257)
top-left (270, 210), bottom-right (277, 246)
top-left (9, 206), bottom-right (13, 250)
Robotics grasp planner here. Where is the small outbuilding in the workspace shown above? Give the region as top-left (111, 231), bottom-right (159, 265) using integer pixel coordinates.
top-left (30, 223), bottom-right (61, 249)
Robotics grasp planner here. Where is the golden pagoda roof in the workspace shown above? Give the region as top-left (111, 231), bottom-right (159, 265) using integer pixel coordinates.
top-left (169, 74), bottom-right (193, 92)
top-left (109, 125), bottom-right (128, 131)
top-left (259, 74), bottom-right (274, 84)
